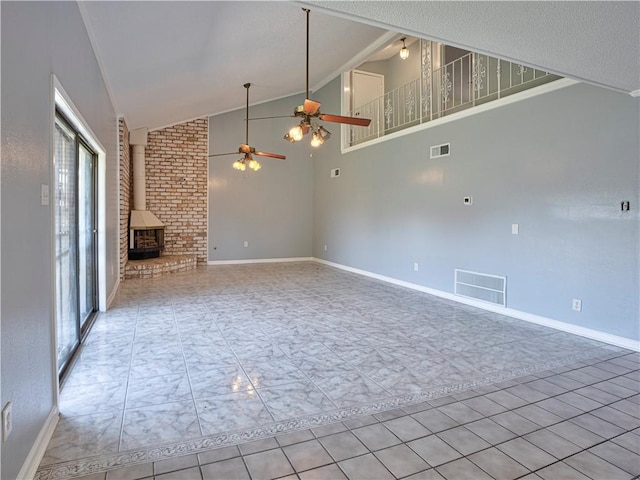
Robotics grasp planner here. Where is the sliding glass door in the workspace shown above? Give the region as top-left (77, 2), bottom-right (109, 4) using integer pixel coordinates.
top-left (54, 112), bottom-right (98, 376)
top-left (55, 116), bottom-right (79, 373)
top-left (78, 143), bottom-right (97, 329)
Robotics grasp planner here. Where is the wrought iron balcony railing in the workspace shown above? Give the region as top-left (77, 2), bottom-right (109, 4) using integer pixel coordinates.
top-left (346, 46), bottom-right (561, 147)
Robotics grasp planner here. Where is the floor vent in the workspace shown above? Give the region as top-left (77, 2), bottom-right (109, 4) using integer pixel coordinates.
top-left (455, 269), bottom-right (506, 306)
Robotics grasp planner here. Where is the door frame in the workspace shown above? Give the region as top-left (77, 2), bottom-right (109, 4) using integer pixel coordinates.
top-left (353, 69), bottom-right (384, 138)
top-left (50, 75), bottom-right (107, 390)
top-left (53, 109), bottom-right (99, 378)
top-left (342, 70), bottom-right (385, 147)
top-left (76, 136), bottom-right (99, 334)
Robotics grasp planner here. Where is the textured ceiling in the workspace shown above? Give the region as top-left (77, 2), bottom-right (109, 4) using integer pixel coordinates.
top-left (79, 1), bottom-right (388, 130)
top-left (79, 1), bottom-right (640, 131)
top-left (307, 1), bottom-right (640, 94)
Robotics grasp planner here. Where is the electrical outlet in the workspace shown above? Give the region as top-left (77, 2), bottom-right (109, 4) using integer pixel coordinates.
top-left (572, 298), bottom-right (582, 312)
top-left (243, 241), bottom-right (249, 248)
top-left (2, 402), bottom-right (12, 442)
top-left (324, 245), bottom-right (327, 252)
top-left (413, 262), bottom-right (419, 272)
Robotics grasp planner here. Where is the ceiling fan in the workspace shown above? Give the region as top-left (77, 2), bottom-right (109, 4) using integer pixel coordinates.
top-left (253, 8), bottom-right (371, 147)
top-left (209, 83), bottom-right (286, 171)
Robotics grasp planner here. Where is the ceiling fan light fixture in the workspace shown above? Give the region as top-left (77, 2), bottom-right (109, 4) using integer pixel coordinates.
top-left (399, 37), bottom-right (409, 60)
top-left (216, 83), bottom-right (285, 171)
top-left (278, 8), bottom-right (369, 148)
top-left (288, 124), bottom-right (304, 142)
top-left (310, 132), bottom-right (322, 147)
top-left (318, 125), bottom-right (331, 141)
top-left (248, 157), bottom-right (261, 171)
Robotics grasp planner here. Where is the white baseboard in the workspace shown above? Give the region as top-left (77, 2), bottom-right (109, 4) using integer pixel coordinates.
top-left (105, 277), bottom-right (120, 311)
top-left (207, 257), bottom-right (313, 265)
top-left (314, 258), bottom-right (639, 352)
top-left (17, 407), bottom-right (59, 480)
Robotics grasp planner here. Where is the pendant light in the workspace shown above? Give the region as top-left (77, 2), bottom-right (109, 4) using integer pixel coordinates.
top-left (399, 37), bottom-right (409, 60)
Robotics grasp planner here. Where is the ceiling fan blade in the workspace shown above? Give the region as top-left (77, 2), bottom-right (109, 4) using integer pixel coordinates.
top-left (248, 115), bottom-right (296, 121)
top-left (303, 99), bottom-right (321, 115)
top-left (319, 113), bottom-right (372, 127)
top-left (208, 152), bottom-right (237, 157)
top-left (255, 151), bottom-right (286, 160)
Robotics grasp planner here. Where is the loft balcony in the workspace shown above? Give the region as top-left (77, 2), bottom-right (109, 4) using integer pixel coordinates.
top-left (343, 38), bottom-right (563, 149)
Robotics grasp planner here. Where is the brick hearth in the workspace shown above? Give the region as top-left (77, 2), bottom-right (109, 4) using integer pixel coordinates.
top-left (124, 254), bottom-right (197, 279)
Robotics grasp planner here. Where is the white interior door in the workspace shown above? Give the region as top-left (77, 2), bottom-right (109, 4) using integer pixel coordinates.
top-left (351, 70), bottom-right (384, 139)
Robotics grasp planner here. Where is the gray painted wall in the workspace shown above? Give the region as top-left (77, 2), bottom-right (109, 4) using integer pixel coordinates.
top-left (357, 60), bottom-right (389, 82)
top-left (313, 77), bottom-right (639, 341)
top-left (358, 40), bottom-right (421, 96)
top-left (385, 40), bottom-right (421, 93)
top-left (208, 92), bottom-right (314, 261)
top-left (1, 2), bottom-right (118, 478)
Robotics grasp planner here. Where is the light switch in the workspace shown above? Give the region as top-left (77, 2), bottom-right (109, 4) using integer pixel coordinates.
top-left (41, 184), bottom-right (49, 206)
top-left (512, 223), bottom-right (519, 235)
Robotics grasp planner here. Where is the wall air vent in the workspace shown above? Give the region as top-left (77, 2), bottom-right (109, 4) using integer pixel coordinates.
top-left (430, 143), bottom-right (450, 159)
top-left (455, 269), bottom-right (506, 307)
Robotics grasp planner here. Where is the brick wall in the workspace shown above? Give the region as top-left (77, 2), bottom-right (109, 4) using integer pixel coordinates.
top-left (145, 118), bottom-right (208, 264)
top-left (118, 118), bottom-right (132, 280)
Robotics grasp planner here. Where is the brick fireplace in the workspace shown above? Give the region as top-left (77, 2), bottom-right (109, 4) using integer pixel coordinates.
top-left (119, 118), bottom-right (208, 280)
top-left (128, 127), bottom-right (166, 260)
top-left (129, 224), bottom-right (164, 260)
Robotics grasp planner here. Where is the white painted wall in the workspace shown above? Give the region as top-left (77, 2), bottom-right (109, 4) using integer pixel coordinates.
top-left (1, 2), bottom-right (118, 478)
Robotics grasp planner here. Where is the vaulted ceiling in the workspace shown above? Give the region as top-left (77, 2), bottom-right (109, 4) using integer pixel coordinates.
top-left (79, 1), bottom-right (640, 131)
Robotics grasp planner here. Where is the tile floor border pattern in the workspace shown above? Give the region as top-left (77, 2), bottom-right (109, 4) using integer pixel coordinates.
top-left (35, 348), bottom-right (627, 480)
top-left (38, 349), bottom-right (639, 480)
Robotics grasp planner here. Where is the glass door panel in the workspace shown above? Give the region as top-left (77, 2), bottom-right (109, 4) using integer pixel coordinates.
top-left (54, 118), bottom-right (79, 374)
top-left (78, 142), bottom-right (97, 329)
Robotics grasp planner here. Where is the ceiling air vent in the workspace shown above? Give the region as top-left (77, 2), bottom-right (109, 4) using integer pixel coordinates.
top-left (430, 143), bottom-right (450, 159)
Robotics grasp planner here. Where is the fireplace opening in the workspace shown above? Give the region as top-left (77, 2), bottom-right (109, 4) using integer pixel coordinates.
top-left (129, 227), bottom-right (165, 260)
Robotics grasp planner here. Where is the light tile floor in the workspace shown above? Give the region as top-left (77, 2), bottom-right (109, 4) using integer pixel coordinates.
top-left (36, 262), bottom-right (638, 479)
